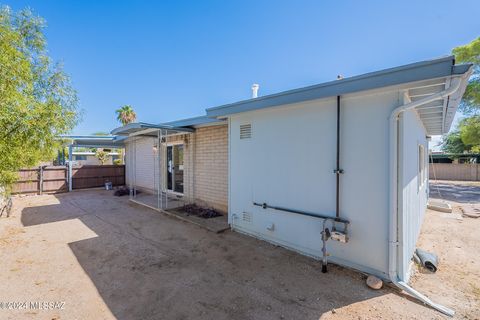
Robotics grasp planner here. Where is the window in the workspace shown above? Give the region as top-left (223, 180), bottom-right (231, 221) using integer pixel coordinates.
top-left (74, 155), bottom-right (87, 161)
top-left (418, 144), bottom-right (425, 190)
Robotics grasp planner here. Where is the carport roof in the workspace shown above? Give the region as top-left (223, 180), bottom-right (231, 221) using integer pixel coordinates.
top-left (205, 56), bottom-right (472, 134)
top-left (59, 135), bottom-right (126, 148)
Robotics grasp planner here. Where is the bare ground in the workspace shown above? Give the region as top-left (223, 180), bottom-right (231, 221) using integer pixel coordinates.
top-left (0, 186), bottom-right (478, 320)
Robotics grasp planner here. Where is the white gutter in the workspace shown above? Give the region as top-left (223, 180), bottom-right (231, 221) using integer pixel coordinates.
top-left (388, 73), bottom-right (469, 317)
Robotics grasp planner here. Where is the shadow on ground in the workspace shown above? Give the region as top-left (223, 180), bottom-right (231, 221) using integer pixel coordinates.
top-left (20, 190), bottom-right (391, 320)
top-left (429, 181), bottom-right (480, 203)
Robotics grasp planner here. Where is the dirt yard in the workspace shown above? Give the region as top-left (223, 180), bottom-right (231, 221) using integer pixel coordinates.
top-left (0, 185), bottom-right (478, 320)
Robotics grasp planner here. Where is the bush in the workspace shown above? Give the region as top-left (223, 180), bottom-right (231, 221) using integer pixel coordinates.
top-left (0, 6), bottom-right (79, 202)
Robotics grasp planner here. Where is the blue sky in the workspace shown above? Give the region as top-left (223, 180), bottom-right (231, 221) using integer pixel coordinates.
top-left (8, 0), bottom-right (480, 142)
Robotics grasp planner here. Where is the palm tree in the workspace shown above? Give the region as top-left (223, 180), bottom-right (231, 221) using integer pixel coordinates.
top-left (116, 105), bottom-right (137, 126)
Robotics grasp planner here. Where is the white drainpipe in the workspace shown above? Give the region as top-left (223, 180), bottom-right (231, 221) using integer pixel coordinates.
top-left (388, 74), bottom-right (468, 317)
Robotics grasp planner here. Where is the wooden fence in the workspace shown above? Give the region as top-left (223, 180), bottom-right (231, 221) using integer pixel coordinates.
top-left (429, 163), bottom-right (480, 181)
top-left (12, 165), bottom-right (125, 194)
top-left (12, 166), bottom-right (68, 194)
top-left (72, 165), bottom-right (125, 189)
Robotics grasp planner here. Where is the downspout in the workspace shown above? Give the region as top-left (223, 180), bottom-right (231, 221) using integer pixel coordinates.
top-left (389, 75), bottom-right (466, 317)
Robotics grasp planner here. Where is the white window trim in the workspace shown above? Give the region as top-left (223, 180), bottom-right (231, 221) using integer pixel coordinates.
top-left (418, 143), bottom-right (426, 192)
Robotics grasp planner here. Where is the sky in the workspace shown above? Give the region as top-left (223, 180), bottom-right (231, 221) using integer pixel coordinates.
top-left (7, 0), bottom-right (480, 148)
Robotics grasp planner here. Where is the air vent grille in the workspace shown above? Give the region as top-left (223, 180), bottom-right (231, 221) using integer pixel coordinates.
top-left (242, 211), bottom-right (252, 223)
top-left (240, 124), bottom-right (252, 139)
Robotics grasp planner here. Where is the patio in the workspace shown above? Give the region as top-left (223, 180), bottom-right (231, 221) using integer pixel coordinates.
top-left (129, 191), bottom-right (229, 233)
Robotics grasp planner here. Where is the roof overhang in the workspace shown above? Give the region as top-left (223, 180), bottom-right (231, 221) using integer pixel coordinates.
top-left (205, 56), bottom-right (473, 133)
top-left (406, 65), bottom-right (473, 135)
top-left (163, 116), bottom-right (225, 128)
top-left (111, 122), bottom-right (194, 137)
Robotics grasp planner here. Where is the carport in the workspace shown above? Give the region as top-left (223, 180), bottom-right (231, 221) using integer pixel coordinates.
top-left (60, 135), bottom-right (127, 191)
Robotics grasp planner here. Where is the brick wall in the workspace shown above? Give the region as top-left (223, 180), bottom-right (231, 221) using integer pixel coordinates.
top-left (192, 125), bottom-right (228, 212)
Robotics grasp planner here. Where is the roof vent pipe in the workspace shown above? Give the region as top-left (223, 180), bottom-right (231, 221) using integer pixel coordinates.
top-left (251, 84), bottom-right (259, 98)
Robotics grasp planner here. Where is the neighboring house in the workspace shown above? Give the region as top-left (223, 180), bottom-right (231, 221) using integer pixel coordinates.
top-left (72, 151), bottom-right (122, 165)
top-left (112, 56), bottom-right (471, 314)
top-left (60, 135), bottom-right (127, 167)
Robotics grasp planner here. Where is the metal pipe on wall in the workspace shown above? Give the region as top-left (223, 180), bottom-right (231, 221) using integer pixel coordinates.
top-left (334, 95), bottom-right (344, 219)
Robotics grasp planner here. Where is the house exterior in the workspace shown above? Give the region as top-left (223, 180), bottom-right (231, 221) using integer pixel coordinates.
top-left (112, 56), bottom-right (471, 313)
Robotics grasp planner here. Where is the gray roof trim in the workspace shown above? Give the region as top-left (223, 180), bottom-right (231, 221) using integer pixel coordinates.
top-left (163, 115), bottom-right (224, 128)
top-left (206, 56), bottom-right (470, 117)
top-left (111, 122), bottom-right (194, 135)
top-left (452, 64), bottom-right (473, 75)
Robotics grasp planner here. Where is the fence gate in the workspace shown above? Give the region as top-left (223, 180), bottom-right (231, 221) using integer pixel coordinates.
top-left (12, 166), bottom-right (68, 194)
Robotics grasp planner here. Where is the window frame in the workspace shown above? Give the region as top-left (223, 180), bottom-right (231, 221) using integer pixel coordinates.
top-left (418, 144), bottom-right (426, 191)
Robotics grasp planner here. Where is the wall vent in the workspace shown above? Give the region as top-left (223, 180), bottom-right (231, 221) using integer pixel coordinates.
top-left (242, 211), bottom-right (252, 223)
top-left (240, 124), bottom-right (252, 139)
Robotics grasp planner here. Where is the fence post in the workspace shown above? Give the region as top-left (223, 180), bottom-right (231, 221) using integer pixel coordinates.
top-left (39, 166), bottom-right (43, 195)
top-left (68, 162), bottom-right (73, 192)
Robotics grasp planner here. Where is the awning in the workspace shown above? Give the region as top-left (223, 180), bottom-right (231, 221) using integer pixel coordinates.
top-left (111, 122), bottom-right (194, 137)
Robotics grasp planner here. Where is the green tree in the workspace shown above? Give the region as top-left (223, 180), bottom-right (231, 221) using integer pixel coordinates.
top-left (0, 6), bottom-right (79, 194)
top-left (95, 149), bottom-right (109, 165)
top-left (452, 37), bottom-right (480, 114)
top-left (442, 38), bottom-right (480, 153)
top-left (441, 130), bottom-right (473, 154)
top-left (116, 105), bottom-right (136, 125)
top-left (459, 116), bottom-right (480, 151)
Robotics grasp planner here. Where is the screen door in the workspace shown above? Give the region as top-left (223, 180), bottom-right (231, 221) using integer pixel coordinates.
top-left (166, 144), bottom-right (184, 193)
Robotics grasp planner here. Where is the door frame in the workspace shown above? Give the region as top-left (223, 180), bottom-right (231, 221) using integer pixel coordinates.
top-left (165, 141), bottom-right (185, 196)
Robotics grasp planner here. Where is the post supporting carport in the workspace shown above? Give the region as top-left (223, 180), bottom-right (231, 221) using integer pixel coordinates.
top-left (68, 144), bottom-right (73, 192)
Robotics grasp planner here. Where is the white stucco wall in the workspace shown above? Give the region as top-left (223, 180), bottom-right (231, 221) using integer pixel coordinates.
top-left (125, 136), bottom-right (157, 192)
top-left (398, 109), bottom-right (429, 281)
top-left (229, 90), bottom-right (401, 278)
